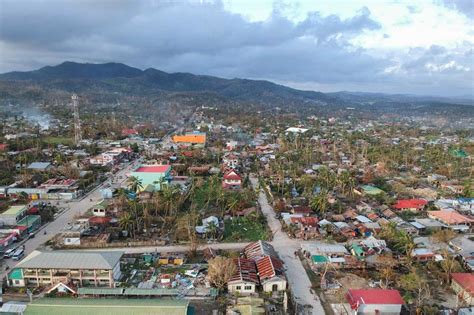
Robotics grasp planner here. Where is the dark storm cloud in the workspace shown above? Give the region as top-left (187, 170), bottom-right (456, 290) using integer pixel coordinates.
top-left (0, 0), bottom-right (471, 96)
top-left (442, 0), bottom-right (474, 18)
top-left (0, 0), bottom-right (385, 82)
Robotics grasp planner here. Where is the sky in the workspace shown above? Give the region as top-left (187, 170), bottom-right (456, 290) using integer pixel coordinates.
top-left (0, 0), bottom-right (473, 97)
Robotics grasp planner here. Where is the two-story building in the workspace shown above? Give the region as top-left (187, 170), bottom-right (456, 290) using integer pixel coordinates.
top-left (222, 170), bottom-right (242, 189)
top-left (130, 165), bottom-right (172, 191)
top-left (9, 250), bottom-right (123, 288)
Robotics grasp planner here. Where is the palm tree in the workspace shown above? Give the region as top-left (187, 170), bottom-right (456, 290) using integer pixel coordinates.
top-left (310, 190), bottom-right (329, 215)
top-left (119, 212), bottom-right (134, 237)
top-left (160, 184), bottom-right (182, 217)
top-left (226, 193), bottom-right (241, 217)
top-left (115, 188), bottom-right (129, 212)
top-left (206, 221), bottom-right (218, 240)
top-left (127, 176), bottom-right (143, 193)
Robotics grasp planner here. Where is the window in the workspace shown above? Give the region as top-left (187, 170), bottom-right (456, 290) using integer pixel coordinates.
top-left (244, 285), bottom-right (252, 290)
top-left (14, 280), bottom-right (20, 284)
top-left (235, 286), bottom-right (241, 290)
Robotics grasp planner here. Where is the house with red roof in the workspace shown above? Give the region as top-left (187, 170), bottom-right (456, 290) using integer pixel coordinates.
top-left (428, 210), bottom-right (474, 232)
top-left (292, 206), bottom-right (312, 216)
top-left (228, 258), bottom-right (259, 294)
top-left (393, 199), bottom-right (427, 212)
top-left (255, 255), bottom-right (287, 292)
top-left (222, 170), bottom-right (242, 189)
top-left (0, 144), bottom-right (8, 151)
top-left (451, 273), bottom-right (474, 305)
top-left (121, 128), bottom-right (138, 137)
top-left (130, 164), bottom-right (171, 191)
top-left (346, 289), bottom-right (404, 314)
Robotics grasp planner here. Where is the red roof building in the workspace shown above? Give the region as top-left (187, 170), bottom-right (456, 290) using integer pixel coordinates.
top-left (134, 165), bottom-right (171, 173)
top-left (0, 144), bottom-right (8, 151)
top-left (428, 210), bottom-right (474, 229)
top-left (393, 199), bottom-right (427, 211)
top-left (346, 289), bottom-right (404, 314)
top-left (255, 255), bottom-right (284, 281)
top-left (451, 273), bottom-right (474, 305)
top-left (255, 255), bottom-right (287, 292)
top-left (222, 170), bottom-right (242, 189)
top-left (121, 128), bottom-right (138, 136)
top-left (88, 216), bottom-right (112, 226)
top-left (292, 206), bottom-right (312, 216)
top-left (228, 258), bottom-right (259, 294)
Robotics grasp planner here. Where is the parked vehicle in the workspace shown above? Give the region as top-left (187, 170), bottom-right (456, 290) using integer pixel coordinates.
top-left (28, 232), bottom-right (35, 239)
top-left (12, 248), bottom-right (24, 261)
top-left (4, 248), bottom-right (16, 258)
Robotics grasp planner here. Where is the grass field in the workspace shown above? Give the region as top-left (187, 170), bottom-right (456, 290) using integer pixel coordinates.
top-left (223, 216), bottom-right (269, 242)
top-left (43, 136), bottom-right (74, 145)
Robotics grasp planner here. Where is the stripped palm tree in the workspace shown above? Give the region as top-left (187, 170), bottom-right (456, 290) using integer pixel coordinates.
top-left (127, 176), bottom-right (143, 193)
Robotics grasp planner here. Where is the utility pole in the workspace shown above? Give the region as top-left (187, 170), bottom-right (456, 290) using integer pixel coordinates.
top-left (71, 94), bottom-right (82, 146)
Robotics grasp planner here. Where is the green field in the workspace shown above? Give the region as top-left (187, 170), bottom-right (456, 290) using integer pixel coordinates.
top-left (223, 217), bottom-right (269, 242)
top-left (43, 136), bottom-right (74, 145)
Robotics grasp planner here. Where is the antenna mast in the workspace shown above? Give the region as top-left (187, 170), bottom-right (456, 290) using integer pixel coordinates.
top-left (71, 94), bottom-right (82, 145)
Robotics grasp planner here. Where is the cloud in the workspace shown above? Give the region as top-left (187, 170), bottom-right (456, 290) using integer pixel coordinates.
top-left (442, 0), bottom-right (474, 19)
top-left (0, 0), bottom-right (472, 96)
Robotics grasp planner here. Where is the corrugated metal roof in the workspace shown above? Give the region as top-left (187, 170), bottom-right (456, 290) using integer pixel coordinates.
top-left (244, 240), bottom-right (276, 260)
top-left (17, 250), bottom-right (123, 270)
top-left (77, 287), bottom-right (124, 295)
top-left (1, 205), bottom-right (27, 216)
top-left (25, 298), bottom-right (188, 315)
top-left (124, 288), bottom-right (179, 296)
top-left (230, 258), bottom-right (259, 284)
top-left (255, 255), bottom-right (284, 281)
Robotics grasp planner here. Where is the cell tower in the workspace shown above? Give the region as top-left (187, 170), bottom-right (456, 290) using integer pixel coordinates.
top-left (71, 94), bottom-right (82, 145)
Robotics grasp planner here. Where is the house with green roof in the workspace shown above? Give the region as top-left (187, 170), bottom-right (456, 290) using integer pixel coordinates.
top-left (24, 298), bottom-right (190, 315)
top-left (360, 185), bottom-right (384, 196)
top-left (0, 205), bottom-right (28, 226)
top-left (450, 148), bottom-right (468, 158)
top-left (92, 199), bottom-right (109, 217)
top-left (17, 215), bottom-right (41, 233)
top-left (8, 268), bottom-right (25, 287)
top-left (350, 244), bottom-right (365, 260)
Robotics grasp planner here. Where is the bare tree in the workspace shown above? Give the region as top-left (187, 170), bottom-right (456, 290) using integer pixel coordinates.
top-left (207, 256), bottom-right (236, 292)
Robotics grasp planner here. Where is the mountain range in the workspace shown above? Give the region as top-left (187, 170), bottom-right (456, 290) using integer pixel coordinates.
top-left (0, 61), bottom-right (472, 114)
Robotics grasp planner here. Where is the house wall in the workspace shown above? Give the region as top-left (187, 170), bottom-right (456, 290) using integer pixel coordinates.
top-left (451, 280), bottom-right (474, 305)
top-left (357, 304), bottom-right (402, 315)
top-left (262, 279), bottom-right (287, 292)
top-left (93, 208), bottom-right (106, 217)
top-left (228, 282), bottom-right (256, 294)
top-left (9, 278), bottom-right (25, 287)
top-left (63, 237), bottom-right (81, 246)
top-left (19, 267), bottom-right (115, 288)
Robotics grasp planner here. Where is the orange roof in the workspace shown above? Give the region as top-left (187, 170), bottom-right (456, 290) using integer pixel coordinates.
top-left (172, 134), bottom-right (206, 144)
top-left (451, 273), bottom-right (474, 295)
top-left (428, 210), bottom-right (474, 225)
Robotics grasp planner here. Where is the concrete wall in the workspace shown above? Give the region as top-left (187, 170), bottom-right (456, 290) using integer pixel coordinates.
top-left (358, 304), bottom-right (402, 315)
top-left (262, 278), bottom-right (287, 292)
top-left (228, 282), bottom-right (256, 295)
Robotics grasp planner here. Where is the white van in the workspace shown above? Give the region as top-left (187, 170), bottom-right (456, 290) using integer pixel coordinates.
top-left (12, 248), bottom-right (24, 261)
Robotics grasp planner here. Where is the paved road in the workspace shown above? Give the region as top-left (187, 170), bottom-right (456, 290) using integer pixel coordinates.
top-left (0, 160), bottom-right (140, 280)
top-left (250, 176), bottom-right (325, 315)
top-left (84, 242), bottom-right (248, 254)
